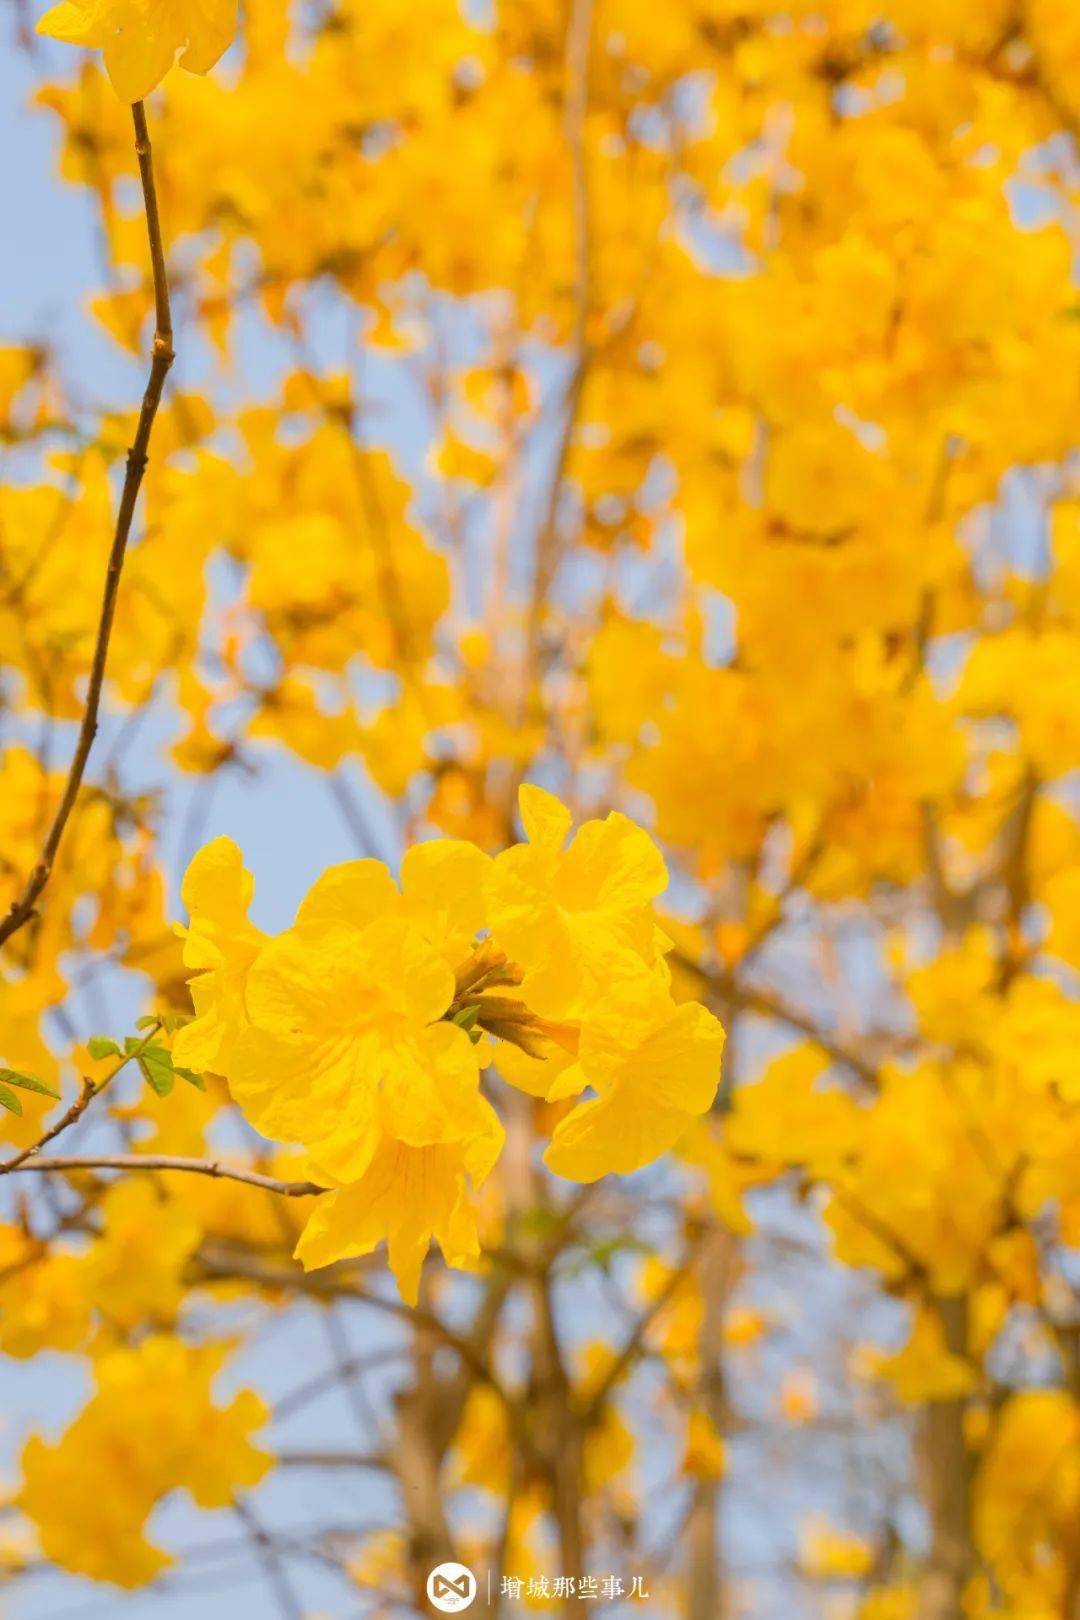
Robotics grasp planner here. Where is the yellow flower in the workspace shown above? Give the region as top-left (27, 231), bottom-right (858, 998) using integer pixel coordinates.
top-left (975, 1390), bottom-right (1080, 1613)
top-left (297, 836), bottom-right (491, 970)
top-left (294, 1097), bottom-right (504, 1305)
top-left (37, 0), bottom-right (237, 103)
top-left (682, 1408), bottom-right (726, 1481)
top-left (870, 1306), bottom-right (977, 1404)
top-left (799, 1516), bottom-right (874, 1580)
top-left (543, 969), bottom-right (724, 1182)
top-left (486, 785), bottom-right (670, 1020)
top-left (18, 1338), bottom-right (270, 1588)
top-left (81, 1178), bottom-right (202, 1330)
top-left (228, 915), bottom-right (480, 1181)
top-left (0, 1229), bottom-right (90, 1360)
top-left (726, 1045), bottom-right (863, 1176)
top-left (172, 835), bottom-right (266, 1077)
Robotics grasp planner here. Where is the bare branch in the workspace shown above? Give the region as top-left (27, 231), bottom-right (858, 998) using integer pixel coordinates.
top-left (275, 1449), bottom-right (387, 1471)
top-left (521, 0), bottom-right (594, 702)
top-left (2, 1153), bottom-right (326, 1198)
top-left (0, 99), bottom-right (174, 952)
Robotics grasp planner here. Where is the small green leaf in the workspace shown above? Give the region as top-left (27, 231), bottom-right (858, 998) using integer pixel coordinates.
top-left (137, 1045), bottom-right (175, 1098)
top-left (174, 1064), bottom-right (206, 1091)
top-left (451, 1004), bottom-right (481, 1032)
top-left (161, 1013), bottom-right (191, 1034)
top-left (135, 1015), bottom-right (160, 1031)
top-left (0, 1068), bottom-right (60, 1100)
top-left (88, 1036), bottom-right (121, 1060)
top-left (0, 1083), bottom-right (23, 1116)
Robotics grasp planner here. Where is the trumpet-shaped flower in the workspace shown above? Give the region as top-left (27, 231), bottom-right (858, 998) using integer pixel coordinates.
top-left (296, 836), bottom-right (491, 969)
top-left (171, 836), bottom-right (266, 1077)
top-left (295, 1094), bottom-right (504, 1305)
top-left (228, 915), bottom-right (481, 1181)
top-left (37, 0), bottom-right (237, 103)
top-left (486, 785), bottom-right (670, 1020)
top-left (543, 969), bottom-right (724, 1182)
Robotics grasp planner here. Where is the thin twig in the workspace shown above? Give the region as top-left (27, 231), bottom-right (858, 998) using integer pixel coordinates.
top-left (520, 0), bottom-right (594, 708)
top-left (232, 1499), bottom-right (306, 1620)
top-left (0, 1022), bottom-right (162, 1174)
top-left (0, 99), bottom-right (174, 952)
top-left (582, 1231), bottom-right (702, 1422)
top-left (275, 1449), bottom-right (387, 1471)
top-left (3, 1154), bottom-right (326, 1198)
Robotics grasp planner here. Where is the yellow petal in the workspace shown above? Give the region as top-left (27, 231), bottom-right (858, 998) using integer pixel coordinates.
top-left (294, 858), bottom-right (399, 931)
top-left (518, 783), bottom-right (573, 849)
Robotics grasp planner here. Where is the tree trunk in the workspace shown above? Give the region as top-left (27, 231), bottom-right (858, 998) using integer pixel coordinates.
top-left (915, 1297), bottom-right (974, 1620)
top-left (685, 1223), bottom-right (738, 1620)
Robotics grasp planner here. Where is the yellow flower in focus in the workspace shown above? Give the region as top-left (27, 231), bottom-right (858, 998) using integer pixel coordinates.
top-left (228, 917), bottom-right (479, 1182)
top-left (486, 785), bottom-right (670, 1021)
top-left (172, 835), bottom-right (266, 1078)
top-left (543, 970), bottom-right (724, 1182)
top-left (294, 1101), bottom-right (504, 1305)
top-left (297, 836), bottom-right (491, 971)
top-left (37, 0), bottom-right (237, 103)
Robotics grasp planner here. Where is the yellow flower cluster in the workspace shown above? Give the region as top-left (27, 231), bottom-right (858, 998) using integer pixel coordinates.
top-left (172, 786), bottom-right (724, 1302)
top-left (18, 1338), bottom-right (270, 1587)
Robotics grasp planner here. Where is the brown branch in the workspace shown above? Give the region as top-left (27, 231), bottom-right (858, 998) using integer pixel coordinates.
top-left (192, 1243), bottom-right (503, 1391)
top-left (275, 1450), bottom-right (387, 1471)
top-left (520, 0), bottom-right (594, 709)
top-left (914, 1297), bottom-right (975, 1620)
top-left (582, 1230), bottom-right (703, 1424)
top-left (0, 99), bottom-right (174, 953)
top-left (2, 1153), bottom-right (326, 1198)
top-left (274, 1348), bottom-right (407, 1420)
top-left (687, 1224), bottom-right (739, 1620)
top-left (233, 1498), bottom-right (306, 1620)
top-left (674, 950), bottom-right (896, 1089)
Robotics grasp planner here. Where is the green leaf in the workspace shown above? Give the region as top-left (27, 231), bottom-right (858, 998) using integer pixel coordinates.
top-left (135, 1015), bottom-right (160, 1031)
top-left (174, 1064), bottom-right (206, 1092)
top-left (137, 1045), bottom-right (175, 1098)
top-left (87, 1036), bottom-right (121, 1061)
top-left (451, 1004), bottom-right (481, 1032)
top-left (0, 1068), bottom-right (60, 1100)
top-left (0, 1082), bottom-right (23, 1116)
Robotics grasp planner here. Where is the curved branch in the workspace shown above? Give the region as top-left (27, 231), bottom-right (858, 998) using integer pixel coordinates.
top-left (0, 99), bottom-right (174, 952)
